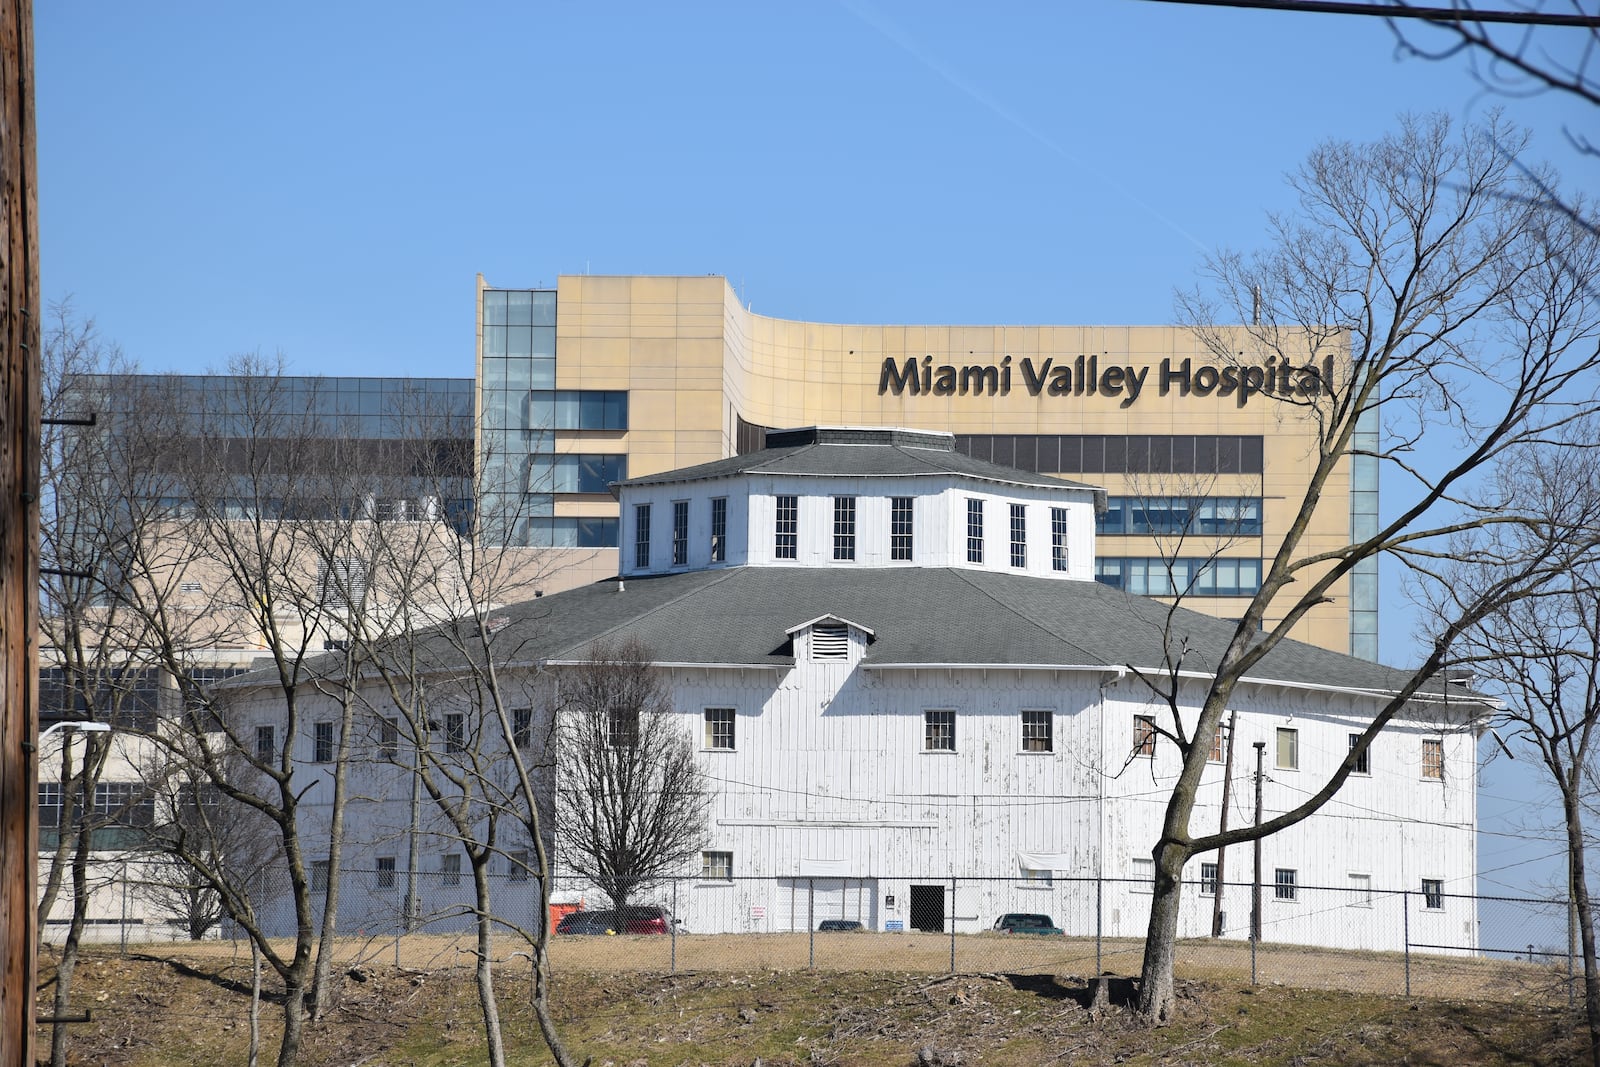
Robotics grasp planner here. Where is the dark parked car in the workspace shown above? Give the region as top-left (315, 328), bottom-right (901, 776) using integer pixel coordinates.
top-left (993, 913), bottom-right (1063, 935)
top-left (555, 906), bottom-right (678, 935)
top-left (817, 919), bottom-right (864, 932)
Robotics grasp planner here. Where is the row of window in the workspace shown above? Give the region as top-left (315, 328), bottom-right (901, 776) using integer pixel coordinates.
top-left (1131, 859), bottom-right (1450, 909)
top-left (262, 708), bottom-right (536, 764)
top-left (1094, 556), bottom-right (1263, 597)
top-left (37, 782), bottom-right (156, 829)
top-left (527, 453), bottom-right (627, 495)
top-left (634, 498), bottom-right (729, 568)
top-left (1097, 496), bottom-right (1263, 538)
top-left (1131, 717), bottom-right (1447, 780)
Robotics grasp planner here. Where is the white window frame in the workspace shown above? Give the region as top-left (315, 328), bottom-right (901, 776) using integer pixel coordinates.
top-left (1274, 867), bottom-right (1298, 902)
top-left (701, 850), bottom-right (733, 881)
top-left (703, 707), bottom-right (735, 751)
top-left (1199, 861), bottom-right (1218, 896)
top-left (1131, 857), bottom-right (1154, 892)
top-left (924, 709), bottom-right (955, 752)
top-left (1021, 709), bottom-right (1052, 753)
top-left (1275, 726), bottom-right (1299, 771)
top-left (1349, 872), bottom-right (1372, 908)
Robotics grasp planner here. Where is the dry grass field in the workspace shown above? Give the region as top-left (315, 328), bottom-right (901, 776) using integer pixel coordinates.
top-left (161, 927), bottom-right (1566, 1004)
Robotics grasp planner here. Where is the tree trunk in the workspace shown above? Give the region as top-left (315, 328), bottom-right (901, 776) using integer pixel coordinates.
top-left (248, 941), bottom-right (262, 1067)
top-left (1135, 841), bottom-right (1190, 1023)
top-left (1562, 791), bottom-right (1600, 1067)
top-left (48, 817), bottom-right (94, 1067)
top-left (530, 943), bottom-right (584, 1067)
top-left (35, 743), bottom-right (78, 953)
top-left (276, 975), bottom-right (307, 1067)
top-left (310, 685), bottom-right (357, 1021)
top-left (470, 859), bottom-right (506, 1067)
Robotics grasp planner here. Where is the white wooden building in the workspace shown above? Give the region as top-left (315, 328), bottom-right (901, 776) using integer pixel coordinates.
top-left (231, 427), bottom-right (1482, 951)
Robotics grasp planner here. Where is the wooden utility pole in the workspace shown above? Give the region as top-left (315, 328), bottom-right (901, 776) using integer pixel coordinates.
top-left (1211, 710), bottom-right (1237, 937)
top-left (0, 0), bottom-right (39, 1062)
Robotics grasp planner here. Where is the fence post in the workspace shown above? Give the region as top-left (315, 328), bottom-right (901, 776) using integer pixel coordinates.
top-left (1402, 891), bottom-right (1411, 998)
top-left (1249, 907), bottom-right (1257, 987)
top-left (808, 878), bottom-right (815, 969)
top-left (670, 877), bottom-right (678, 975)
top-left (1570, 897), bottom-right (1578, 1012)
top-left (949, 877), bottom-right (957, 974)
top-left (1095, 875), bottom-right (1103, 975)
top-left (394, 868), bottom-right (402, 967)
top-left (120, 858), bottom-right (129, 956)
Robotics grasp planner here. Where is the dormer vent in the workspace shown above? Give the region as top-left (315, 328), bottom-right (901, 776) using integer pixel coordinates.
top-left (811, 623), bottom-right (850, 661)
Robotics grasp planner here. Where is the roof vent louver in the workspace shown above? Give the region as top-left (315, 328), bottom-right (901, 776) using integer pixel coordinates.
top-left (811, 623), bottom-right (850, 661)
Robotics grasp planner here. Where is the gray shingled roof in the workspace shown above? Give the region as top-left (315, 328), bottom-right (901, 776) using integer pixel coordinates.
top-left (378, 566), bottom-right (1457, 701)
top-left (616, 426), bottom-right (1101, 497)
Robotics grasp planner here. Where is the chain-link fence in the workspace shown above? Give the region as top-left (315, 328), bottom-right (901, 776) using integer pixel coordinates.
top-left (103, 867), bottom-right (1578, 1006)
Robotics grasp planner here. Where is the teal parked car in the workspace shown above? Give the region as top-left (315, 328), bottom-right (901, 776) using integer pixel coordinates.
top-left (993, 913), bottom-right (1063, 935)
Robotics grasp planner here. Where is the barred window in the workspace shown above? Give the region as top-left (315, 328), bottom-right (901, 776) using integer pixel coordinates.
top-left (313, 721), bottom-right (334, 763)
top-left (1200, 862), bottom-right (1218, 896)
top-left (634, 503), bottom-right (651, 569)
top-left (376, 856), bottom-right (396, 889)
top-left (311, 859), bottom-right (330, 892)
top-left (509, 849), bottom-right (530, 882)
top-left (672, 500), bottom-right (689, 566)
top-left (441, 854), bottom-right (461, 887)
top-left (833, 496), bottom-right (856, 561)
top-left (1021, 710), bottom-right (1052, 752)
top-left (775, 495), bottom-right (798, 560)
top-left (1133, 715), bottom-right (1156, 757)
top-left (704, 708), bottom-right (735, 750)
top-left (1422, 738), bottom-right (1444, 779)
top-left (1051, 507), bottom-right (1069, 572)
top-left (1349, 733), bottom-right (1370, 774)
top-left (1422, 878), bottom-right (1444, 909)
top-left (378, 717), bottom-right (399, 760)
top-left (445, 713), bottom-right (465, 754)
top-left (924, 710), bottom-right (955, 752)
top-left (608, 707), bottom-right (639, 749)
top-left (710, 497), bottom-right (727, 563)
top-left (1009, 503), bottom-right (1027, 568)
top-left (966, 499), bottom-right (984, 563)
top-left (891, 497), bottom-right (913, 561)
top-left (512, 707), bottom-right (532, 749)
top-left (1275, 867), bottom-right (1298, 901)
top-left (256, 724), bottom-right (275, 762)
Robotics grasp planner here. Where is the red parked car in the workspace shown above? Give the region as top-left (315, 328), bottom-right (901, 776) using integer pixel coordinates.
top-left (554, 906), bottom-right (678, 935)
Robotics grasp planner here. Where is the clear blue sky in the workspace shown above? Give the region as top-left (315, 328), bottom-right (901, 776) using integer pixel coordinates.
top-left (35, 2), bottom-right (1593, 921)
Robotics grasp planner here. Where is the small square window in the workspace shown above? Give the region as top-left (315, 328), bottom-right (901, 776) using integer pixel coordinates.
top-left (608, 707), bottom-right (639, 749)
top-left (1133, 715), bottom-right (1156, 757)
top-left (256, 724), bottom-right (275, 762)
top-left (1348, 733), bottom-right (1370, 775)
top-left (775, 495), bottom-right (798, 560)
top-left (512, 707), bottom-right (532, 749)
top-left (311, 859), bottom-right (330, 892)
top-left (1422, 738), bottom-right (1444, 779)
top-left (1274, 867), bottom-right (1297, 901)
top-left (1021, 866), bottom-right (1053, 887)
top-left (1132, 857), bottom-right (1154, 892)
top-left (1208, 722), bottom-right (1225, 763)
top-left (1021, 710), bottom-right (1052, 753)
top-left (441, 854), bottom-right (461, 887)
top-left (509, 849), bottom-right (529, 882)
top-left (924, 710), bottom-right (955, 752)
top-left (1349, 872), bottom-right (1372, 908)
top-left (704, 708), bottom-right (735, 750)
top-left (702, 850), bottom-right (733, 880)
top-left (1275, 727), bottom-right (1298, 771)
top-left (376, 856), bottom-right (396, 889)
top-left (1422, 878), bottom-right (1444, 909)
top-left (445, 713), bottom-right (465, 753)
top-left (1200, 861), bottom-right (1218, 896)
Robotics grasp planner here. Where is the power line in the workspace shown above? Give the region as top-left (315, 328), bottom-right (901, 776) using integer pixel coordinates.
top-left (1134, 0), bottom-right (1600, 28)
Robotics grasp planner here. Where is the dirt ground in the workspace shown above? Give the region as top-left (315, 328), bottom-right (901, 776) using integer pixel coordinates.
top-left (163, 927), bottom-right (1566, 1003)
top-left (33, 941), bottom-right (1588, 1067)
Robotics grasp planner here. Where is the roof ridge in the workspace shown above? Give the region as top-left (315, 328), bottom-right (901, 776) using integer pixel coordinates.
top-left (946, 570), bottom-right (1105, 665)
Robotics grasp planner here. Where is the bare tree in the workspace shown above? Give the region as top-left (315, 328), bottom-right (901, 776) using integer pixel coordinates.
top-left (1129, 113), bottom-right (1600, 1021)
top-left (553, 638), bottom-right (709, 917)
top-left (347, 410), bottom-right (584, 1067)
top-left (1438, 432), bottom-right (1600, 1066)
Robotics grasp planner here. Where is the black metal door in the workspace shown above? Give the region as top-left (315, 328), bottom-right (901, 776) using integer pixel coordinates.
top-left (909, 884), bottom-right (945, 933)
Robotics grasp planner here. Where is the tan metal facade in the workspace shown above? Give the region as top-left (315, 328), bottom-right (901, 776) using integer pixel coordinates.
top-left (479, 274), bottom-right (1364, 656)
